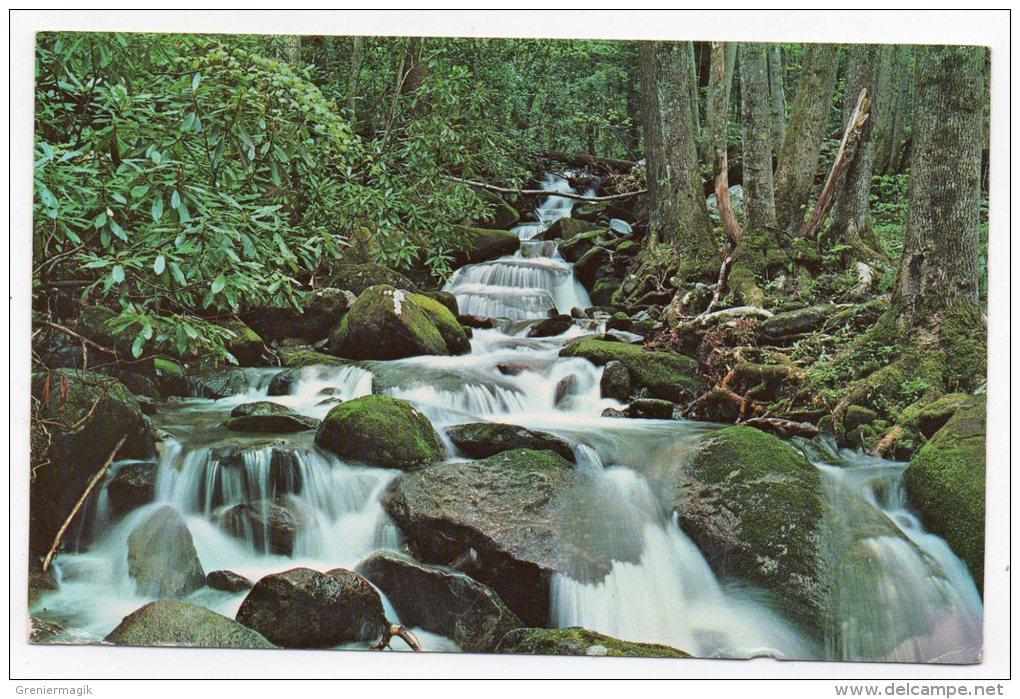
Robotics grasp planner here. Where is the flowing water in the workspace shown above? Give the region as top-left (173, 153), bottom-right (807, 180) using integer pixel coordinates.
top-left (33, 175), bottom-right (983, 662)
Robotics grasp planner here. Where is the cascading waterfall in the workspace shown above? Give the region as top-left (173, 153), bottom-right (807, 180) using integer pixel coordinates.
top-left (33, 174), bottom-right (982, 662)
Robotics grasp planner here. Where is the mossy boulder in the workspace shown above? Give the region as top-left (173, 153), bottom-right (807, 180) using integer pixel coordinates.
top-left (445, 422), bottom-right (575, 463)
top-left (418, 290), bottom-right (460, 317)
top-left (627, 398), bottom-right (674, 419)
top-left (127, 506), bottom-right (206, 598)
top-left (236, 567), bottom-right (387, 648)
top-left (188, 368), bottom-right (251, 398)
top-left (904, 395), bottom-right (985, 592)
top-left (243, 288), bottom-right (354, 344)
top-left (408, 293), bottom-right (471, 355)
top-left (382, 449), bottom-right (590, 626)
top-left (676, 426), bottom-right (826, 634)
top-left (560, 338), bottom-right (703, 401)
top-left (315, 395), bottom-right (445, 470)
top-left (541, 217), bottom-right (600, 240)
top-left (899, 393), bottom-right (972, 439)
top-left (451, 225), bottom-right (521, 266)
top-left (278, 347), bottom-right (349, 368)
top-left (327, 285), bottom-right (450, 360)
top-left (558, 228), bottom-right (609, 263)
top-left (574, 246), bottom-right (613, 291)
top-left (599, 360), bottom-right (631, 401)
top-left (762, 304), bottom-right (838, 340)
top-left (30, 369), bottom-right (153, 554)
top-left (496, 627), bottom-right (690, 658)
top-left (105, 600), bottom-right (274, 649)
top-left (217, 319), bottom-right (266, 366)
top-left (326, 263), bottom-right (417, 296)
top-left (224, 401), bottom-right (319, 433)
top-left (474, 189), bottom-right (520, 230)
top-left (356, 551), bottom-right (523, 653)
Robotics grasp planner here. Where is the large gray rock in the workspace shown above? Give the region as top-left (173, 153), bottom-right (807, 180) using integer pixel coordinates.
top-left (224, 401), bottom-right (319, 433)
top-left (445, 422), bottom-right (575, 463)
top-left (105, 600), bottom-right (274, 648)
top-left (218, 500), bottom-right (300, 556)
top-left (356, 552), bottom-right (522, 653)
top-left (235, 567), bottom-right (387, 648)
top-left (382, 449), bottom-right (603, 626)
top-left (127, 506), bottom-right (205, 598)
top-left (243, 288), bottom-right (354, 344)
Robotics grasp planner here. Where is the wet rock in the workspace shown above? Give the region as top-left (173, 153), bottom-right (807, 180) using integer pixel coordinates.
top-left (243, 288), bottom-right (354, 344)
top-left (127, 506), bottom-right (206, 598)
top-left (554, 374), bottom-right (578, 406)
top-left (216, 319), bottom-right (268, 366)
top-left (408, 293), bottom-right (471, 355)
top-left (496, 361), bottom-right (528, 376)
top-left (325, 263), bottom-right (417, 296)
top-left (236, 567), bottom-right (387, 648)
top-left (382, 449), bottom-right (591, 626)
top-left (627, 398), bottom-right (674, 419)
top-left (30, 369), bottom-right (153, 554)
top-left (28, 558), bottom-right (57, 606)
top-left (458, 313), bottom-right (496, 329)
top-left (527, 314), bottom-right (573, 338)
top-left (574, 246), bottom-right (613, 290)
top-left (558, 229), bottom-right (608, 263)
top-left (356, 552), bottom-right (522, 653)
top-left (560, 338), bottom-right (703, 401)
top-left (675, 427), bottom-right (826, 634)
top-left (224, 401), bottom-right (319, 433)
top-left (601, 407), bottom-right (627, 418)
top-left (189, 368), bottom-right (251, 399)
top-left (418, 290), bottom-right (460, 317)
top-left (762, 304), bottom-right (838, 340)
top-left (278, 347), bottom-right (349, 368)
top-left (446, 422), bottom-right (575, 463)
top-left (107, 461), bottom-right (158, 515)
top-left (218, 500), bottom-right (299, 556)
top-left (574, 202), bottom-right (608, 223)
top-left (541, 218), bottom-right (600, 240)
top-left (450, 225), bottom-right (521, 266)
top-left (496, 627), bottom-right (690, 657)
top-left (267, 368), bottom-right (302, 396)
top-left (106, 600), bottom-right (274, 649)
top-left (599, 360), bottom-right (631, 401)
top-left (206, 570), bottom-right (254, 593)
top-left (899, 393), bottom-right (973, 439)
top-left (904, 395), bottom-right (986, 591)
top-left (327, 285), bottom-right (451, 360)
top-left (316, 394), bottom-right (445, 471)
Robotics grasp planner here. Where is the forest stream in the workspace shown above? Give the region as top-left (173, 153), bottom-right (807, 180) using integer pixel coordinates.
top-left (30, 178), bottom-right (984, 662)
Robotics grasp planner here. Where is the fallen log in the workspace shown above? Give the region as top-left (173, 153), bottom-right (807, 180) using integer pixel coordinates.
top-left (741, 417), bottom-right (820, 440)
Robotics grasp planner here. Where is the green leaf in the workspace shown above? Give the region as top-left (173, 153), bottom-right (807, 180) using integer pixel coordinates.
top-left (109, 219), bottom-right (128, 241)
top-left (151, 196), bottom-right (164, 222)
top-left (151, 150), bottom-right (162, 165)
top-left (170, 261), bottom-right (187, 285)
top-left (170, 190), bottom-right (181, 209)
top-left (131, 185), bottom-right (149, 199)
top-left (111, 192), bottom-right (127, 205)
top-left (131, 333), bottom-right (144, 358)
top-left (192, 72), bottom-right (201, 91)
top-left (211, 273), bottom-right (226, 295)
top-left (153, 255), bottom-right (166, 275)
top-left (111, 265), bottom-right (125, 283)
top-left (93, 212), bottom-right (107, 229)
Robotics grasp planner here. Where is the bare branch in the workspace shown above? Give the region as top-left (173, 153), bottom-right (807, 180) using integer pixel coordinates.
top-left (445, 175), bottom-right (646, 203)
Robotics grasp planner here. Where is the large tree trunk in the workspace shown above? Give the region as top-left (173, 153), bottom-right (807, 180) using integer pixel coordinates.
top-left (890, 45), bottom-right (986, 389)
top-left (879, 45), bottom-right (913, 175)
top-left (639, 41), bottom-right (715, 272)
top-left (767, 44), bottom-right (786, 149)
top-left (625, 48), bottom-right (641, 157)
top-left (773, 44), bottom-right (840, 233)
top-left (825, 44), bottom-right (891, 262)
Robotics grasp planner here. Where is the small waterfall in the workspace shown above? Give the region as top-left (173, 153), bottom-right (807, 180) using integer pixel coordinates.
top-left (817, 450), bottom-right (984, 663)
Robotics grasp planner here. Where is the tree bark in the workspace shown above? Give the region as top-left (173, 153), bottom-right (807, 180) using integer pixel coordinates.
top-left (891, 46), bottom-right (986, 336)
top-left (348, 36), bottom-right (363, 124)
top-left (826, 44), bottom-right (890, 261)
top-left (767, 44), bottom-right (786, 149)
top-left (773, 44), bottom-right (840, 233)
top-left (738, 43), bottom-right (777, 233)
top-left (705, 42), bottom-right (737, 176)
top-left (640, 41), bottom-right (715, 269)
top-left (284, 36), bottom-right (301, 67)
top-left (880, 45), bottom-right (913, 175)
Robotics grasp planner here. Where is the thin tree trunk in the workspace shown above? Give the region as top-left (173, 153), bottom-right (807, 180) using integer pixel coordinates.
top-left (882, 45), bottom-right (913, 175)
top-left (348, 36), bottom-right (363, 124)
top-left (284, 36), bottom-right (301, 66)
top-left (767, 44), bottom-right (786, 149)
top-left (625, 55), bottom-right (641, 157)
top-left (738, 43), bottom-right (777, 233)
top-left (639, 41), bottom-right (716, 272)
top-left (706, 42), bottom-right (737, 177)
top-left (773, 44), bottom-right (840, 233)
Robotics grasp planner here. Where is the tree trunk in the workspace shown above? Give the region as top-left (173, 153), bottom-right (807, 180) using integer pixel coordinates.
top-left (738, 43), bottom-right (777, 233)
top-left (625, 57), bottom-right (641, 157)
top-left (890, 45), bottom-right (986, 386)
top-left (639, 41), bottom-right (715, 272)
top-left (348, 36), bottom-right (363, 124)
top-left (881, 45), bottom-right (913, 175)
top-left (825, 44), bottom-right (890, 262)
top-left (284, 36), bottom-right (301, 66)
top-left (767, 44), bottom-right (786, 149)
top-left (773, 44), bottom-right (840, 233)
top-left (705, 42), bottom-right (737, 176)
top-left (687, 41), bottom-right (702, 157)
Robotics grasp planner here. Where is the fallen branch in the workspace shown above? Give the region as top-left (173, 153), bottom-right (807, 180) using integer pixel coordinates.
top-left (39, 320), bottom-right (118, 360)
top-left (539, 150), bottom-right (637, 172)
top-left (371, 623), bottom-right (422, 651)
top-left (42, 435), bottom-right (126, 572)
top-left (444, 176), bottom-right (646, 203)
top-left (741, 417), bottom-right (820, 439)
top-left (703, 248), bottom-right (734, 316)
top-left (870, 424), bottom-right (904, 459)
top-left (798, 88), bottom-right (871, 240)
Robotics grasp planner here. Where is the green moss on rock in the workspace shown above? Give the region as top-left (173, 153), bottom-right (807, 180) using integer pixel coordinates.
top-left (325, 263), bottom-right (417, 296)
top-left (315, 395), bottom-right (445, 470)
top-left (904, 395), bottom-right (985, 592)
top-left (677, 426), bottom-right (826, 633)
top-left (496, 627), bottom-right (690, 658)
top-left (408, 293), bottom-right (470, 355)
top-left (328, 285), bottom-right (449, 360)
top-left (279, 347), bottom-right (350, 367)
top-left (560, 338), bottom-right (703, 400)
top-left (451, 225), bottom-right (521, 266)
